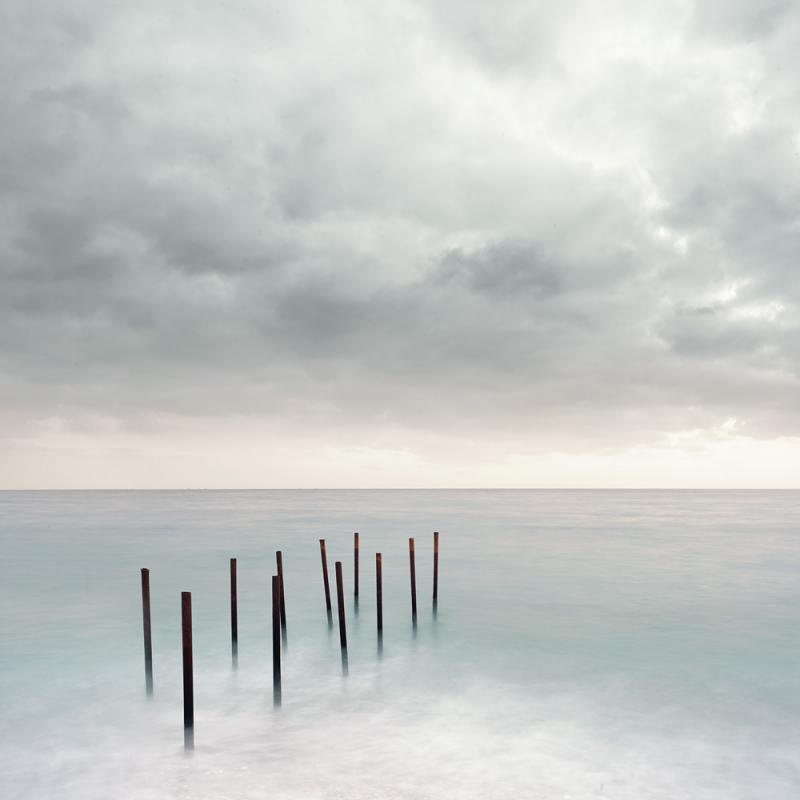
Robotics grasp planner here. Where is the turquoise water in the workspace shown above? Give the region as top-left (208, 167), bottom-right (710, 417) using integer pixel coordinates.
top-left (1, 490), bottom-right (799, 798)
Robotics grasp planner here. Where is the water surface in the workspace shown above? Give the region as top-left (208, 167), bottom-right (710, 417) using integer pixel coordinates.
top-left (1, 490), bottom-right (798, 798)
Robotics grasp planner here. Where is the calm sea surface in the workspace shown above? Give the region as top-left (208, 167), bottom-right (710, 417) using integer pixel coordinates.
top-left (1, 490), bottom-right (799, 799)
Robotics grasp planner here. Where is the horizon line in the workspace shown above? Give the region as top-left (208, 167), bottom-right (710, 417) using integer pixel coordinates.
top-left (1, 487), bottom-right (799, 492)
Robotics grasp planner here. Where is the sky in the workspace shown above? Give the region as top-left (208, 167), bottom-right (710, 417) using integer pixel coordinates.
top-left (1, 0), bottom-right (800, 488)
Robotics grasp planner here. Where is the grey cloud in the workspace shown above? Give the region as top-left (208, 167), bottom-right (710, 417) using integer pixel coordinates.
top-left (1, 0), bottom-right (800, 453)
top-left (437, 242), bottom-right (565, 298)
top-left (691, 0), bottom-right (796, 40)
top-left (419, 0), bottom-right (576, 73)
top-left (656, 305), bottom-right (777, 360)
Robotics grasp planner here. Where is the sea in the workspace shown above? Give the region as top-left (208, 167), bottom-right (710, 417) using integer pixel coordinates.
top-left (1, 489), bottom-right (798, 799)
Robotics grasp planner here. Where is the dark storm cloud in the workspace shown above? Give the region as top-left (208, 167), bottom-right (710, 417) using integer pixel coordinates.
top-left (1, 0), bottom-right (799, 449)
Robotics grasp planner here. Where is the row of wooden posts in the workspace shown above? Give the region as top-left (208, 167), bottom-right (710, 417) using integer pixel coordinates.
top-left (140, 532), bottom-right (440, 750)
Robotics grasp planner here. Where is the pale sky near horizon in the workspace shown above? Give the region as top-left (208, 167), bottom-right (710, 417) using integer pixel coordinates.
top-left (2, 1), bottom-right (800, 488)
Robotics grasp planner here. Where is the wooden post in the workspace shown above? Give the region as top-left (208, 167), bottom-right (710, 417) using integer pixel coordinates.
top-left (276, 551), bottom-right (287, 638)
top-left (140, 568), bottom-right (153, 697)
top-left (376, 553), bottom-right (383, 636)
top-left (335, 561), bottom-right (347, 655)
top-left (320, 539), bottom-right (332, 618)
top-left (230, 558), bottom-right (238, 665)
top-left (433, 531), bottom-right (439, 606)
top-left (354, 532), bottom-right (360, 601)
top-left (181, 591), bottom-right (194, 750)
top-left (272, 575), bottom-right (281, 707)
top-left (409, 537), bottom-right (417, 623)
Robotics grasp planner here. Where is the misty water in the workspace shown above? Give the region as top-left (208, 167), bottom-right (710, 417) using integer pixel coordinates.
top-left (1, 490), bottom-right (799, 799)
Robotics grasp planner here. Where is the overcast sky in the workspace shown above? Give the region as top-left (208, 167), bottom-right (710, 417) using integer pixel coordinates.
top-left (2, 0), bottom-right (799, 488)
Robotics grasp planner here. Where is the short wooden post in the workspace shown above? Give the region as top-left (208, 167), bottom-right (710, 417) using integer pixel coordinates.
top-left (354, 532), bottom-right (360, 600)
top-left (181, 591), bottom-right (194, 750)
top-left (276, 551), bottom-right (287, 639)
top-left (272, 575), bottom-right (281, 707)
top-left (335, 561), bottom-right (347, 672)
top-left (376, 553), bottom-right (383, 636)
top-left (409, 537), bottom-right (417, 623)
top-left (230, 558), bottom-right (238, 665)
top-left (320, 539), bottom-right (332, 619)
top-left (141, 568), bottom-right (153, 696)
top-left (433, 531), bottom-right (439, 606)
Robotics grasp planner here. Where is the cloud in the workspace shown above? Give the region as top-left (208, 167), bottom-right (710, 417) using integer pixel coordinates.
top-left (1, 0), bottom-right (799, 485)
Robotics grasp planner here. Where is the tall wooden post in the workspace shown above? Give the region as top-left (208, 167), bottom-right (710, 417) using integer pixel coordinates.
top-left (320, 539), bottom-right (332, 620)
top-left (376, 553), bottom-right (383, 636)
top-left (354, 532), bottom-right (360, 601)
top-left (276, 551), bottom-right (287, 639)
top-left (409, 537), bottom-right (417, 623)
top-left (230, 558), bottom-right (238, 665)
top-left (272, 575), bottom-right (281, 707)
top-left (141, 568), bottom-right (153, 697)
top-left (433, 531), bottom-right (439, 607)
top-left (335, 561), bottom-right (348, 672)
top-left (181, 591), bottom-right (194, 750)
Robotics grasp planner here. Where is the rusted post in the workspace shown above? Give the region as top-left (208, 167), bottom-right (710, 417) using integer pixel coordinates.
top-left (409, 537), bottom-right (417, 623)
top-left (141, 568), bottom-right (153, 696)
top-left (230, 558), bottom-right (238, 666)
top-left (181, 591), bottom-right (194, 750)
top-left (320, 539), bottom-right (332, 621)
top-left (354, 532), bottom-right (360, 601)
top-left (335, 561), bottom-right (348, 672)
top-left (272, 575), bottom-right (281, 707)
top-left (433, 531), bottom-right (439, 607)
top-left (276, 551), bottom-right (287, 639)
top-left (376, 553), bottom-right (383, 636)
